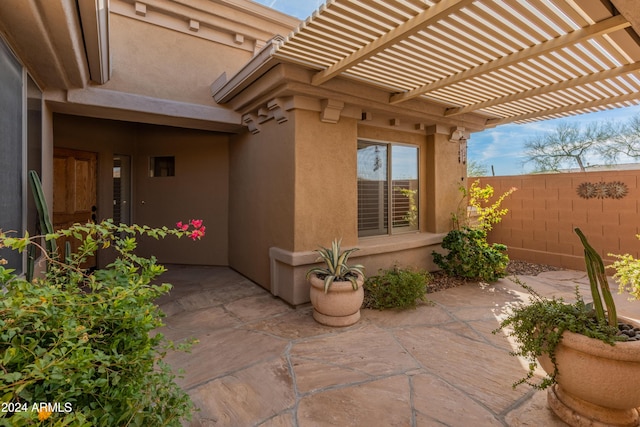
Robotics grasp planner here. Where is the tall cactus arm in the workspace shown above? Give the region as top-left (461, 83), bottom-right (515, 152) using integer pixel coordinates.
top-left (28, 170), bottom-right (58, 261)
top-left (575, 228), bottom-right (617, 327)
top-left (583, 247), bottom-right (606, 323)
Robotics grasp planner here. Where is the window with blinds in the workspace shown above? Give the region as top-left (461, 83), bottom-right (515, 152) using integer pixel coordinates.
top-left (357, 140), bottom-right (418, 237)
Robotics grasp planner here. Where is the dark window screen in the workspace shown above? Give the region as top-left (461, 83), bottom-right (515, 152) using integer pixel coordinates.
top-left (0, 39), bottom-right (23, 272)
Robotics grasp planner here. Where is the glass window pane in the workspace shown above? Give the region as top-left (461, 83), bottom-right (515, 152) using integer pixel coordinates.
top-left (113, 155), bottom-right (131, 224)
top-left (391, 145), bottom-right (419, 232)
top-left (357, 141), bottom-right (388, 237)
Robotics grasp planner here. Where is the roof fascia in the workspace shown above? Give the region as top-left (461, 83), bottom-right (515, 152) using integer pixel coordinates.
top-left (191, 0), bottom-right (301, 27)
top-left (77, 0), bottom-right (111, 84)
top-left (49, 86), bottom-right (243, 132)
top-left (220, 62), bottom-right (488, 132)
top-left (0, 0), bottom-right (89, 89)
top-left (211, 36), bottom-right (283, 103)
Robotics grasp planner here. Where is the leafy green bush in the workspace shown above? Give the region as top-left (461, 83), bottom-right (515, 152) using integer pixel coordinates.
top-left (452, 181), bottom-right (517, 231)
top-left (432, 227), bottom-right (508, 282)
top-left (467, 181), bottom-right (517, 231)
top-left (493, 282), bottom-right (621, 390)
top-left (0, 219), bottom-right (205, 426)
top-left (609, 234), bottom-right (640, 301)
top-left (363, 266), bottom-right (431, 310)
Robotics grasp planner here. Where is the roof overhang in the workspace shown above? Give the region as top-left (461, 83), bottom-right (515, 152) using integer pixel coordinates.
top-left (77, 0), bottom-right (111, 85)
top-left (222, 0), bottom-right (640, 129)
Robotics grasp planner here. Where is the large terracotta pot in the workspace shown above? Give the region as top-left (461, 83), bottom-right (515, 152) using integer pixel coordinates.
top-left (537, 317), bottom-right (640, 427)
top-left (308, 273), bottom-right (364, 327)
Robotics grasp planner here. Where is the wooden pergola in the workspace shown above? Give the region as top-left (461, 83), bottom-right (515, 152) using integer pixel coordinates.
top-left (272, 0), bottom-right (640, 127)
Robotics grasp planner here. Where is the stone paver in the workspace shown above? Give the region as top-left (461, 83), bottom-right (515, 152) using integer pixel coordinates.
top-left (155, 265), bottom-right (638, 426)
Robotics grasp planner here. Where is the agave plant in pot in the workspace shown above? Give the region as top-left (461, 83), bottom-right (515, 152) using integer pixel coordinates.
top-left (306, 238), bottom-right (365, 327)
top-left (496, 228), bottom-right (640, 427)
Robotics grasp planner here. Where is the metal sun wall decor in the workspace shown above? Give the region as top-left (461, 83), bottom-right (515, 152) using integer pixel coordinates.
top-left (576, 181), bottom-right (629, 199)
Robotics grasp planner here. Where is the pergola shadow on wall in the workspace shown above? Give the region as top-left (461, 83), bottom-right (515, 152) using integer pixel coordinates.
top-left (476, 169), bottom-right (640, 270)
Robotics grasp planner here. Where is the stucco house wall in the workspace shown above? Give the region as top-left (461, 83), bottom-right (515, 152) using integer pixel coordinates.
top-left (293, 110), bottom-right (359, 251)
top-left (133, 126), bottom-right (229, 266)
top-left (103, 11), bottom-right (254, 106)
top-left (53, 114), bottom-right (230, 266)
top-left (228, 107), bottom-right (296, 287)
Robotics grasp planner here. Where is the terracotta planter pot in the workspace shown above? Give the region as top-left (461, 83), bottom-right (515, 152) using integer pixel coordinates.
top-left (537, 317), bottom-right (640, 427)
top-left (308, 273), bottom-right (364, 327)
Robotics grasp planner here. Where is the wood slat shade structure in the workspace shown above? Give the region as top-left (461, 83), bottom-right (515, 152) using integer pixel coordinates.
top-left (272, 0), bottom-right (640, 126)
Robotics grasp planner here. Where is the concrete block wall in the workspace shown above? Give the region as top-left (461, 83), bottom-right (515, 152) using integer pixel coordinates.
top-left (475, 170), bottom-right (640, 270)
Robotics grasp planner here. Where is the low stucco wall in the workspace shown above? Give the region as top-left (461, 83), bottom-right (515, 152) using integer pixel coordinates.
top-left (476, 170), bottom-right (640, 270)
top-left (270, 233), bottom-right (446, 305)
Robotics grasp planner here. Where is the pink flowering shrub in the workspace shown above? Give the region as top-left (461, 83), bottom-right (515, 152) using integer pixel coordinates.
top-left (176, 219), bottom-right (206, 241)
top-left (0, 218), bottom-right (206, 426)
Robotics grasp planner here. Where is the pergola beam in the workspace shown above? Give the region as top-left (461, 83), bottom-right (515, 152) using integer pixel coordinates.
top-left (486, 91), bottom-right (640, 127)
top-left (310, 0), bottom-right (475, 86)
top-left (445, 62), bottom-right (640, 117)
top-left (389, 14), bottom-right (631, 105)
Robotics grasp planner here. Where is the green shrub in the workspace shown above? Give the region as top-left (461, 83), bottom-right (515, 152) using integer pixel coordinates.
top-left (363, 266), bottom-right (431, 310)
top-left (609, 235), bottom-right (640, 301)
top-left (0, 219), bottom-right (205, 426)
top-left (432, 227), bottom-right (508, 282)
top-left (493, 283), bottom-right (621, 389)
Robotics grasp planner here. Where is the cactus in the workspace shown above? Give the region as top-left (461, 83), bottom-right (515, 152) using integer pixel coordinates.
top-left (574, 228), bottom-right (617, 327)
top-left (27, 171), bottom-right (58, 280)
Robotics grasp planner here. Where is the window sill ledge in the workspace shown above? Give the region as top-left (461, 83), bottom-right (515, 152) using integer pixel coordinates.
top-left (356, 232), bottom-right (446, 257)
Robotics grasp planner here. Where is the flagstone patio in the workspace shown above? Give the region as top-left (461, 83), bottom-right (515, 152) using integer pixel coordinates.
top-left (155, 265), bottom-right (639, 427)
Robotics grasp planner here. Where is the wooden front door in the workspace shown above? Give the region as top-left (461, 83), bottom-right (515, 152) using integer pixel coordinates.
top-left (53, 148), bottom-right (97, 268)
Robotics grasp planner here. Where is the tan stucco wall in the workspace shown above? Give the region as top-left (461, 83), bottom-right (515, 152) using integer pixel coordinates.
top-left (53, 114), bottom-right (229, 266)
top-left (294, 110), bottom-right (358, 250)
top-left (102, 13), bottom-right (253, 106)
top-left (427, 129), bottom-right (467, 233)
top-left (134, 126), bottom-right (229, 265)
top-left (250, 110), bottom-right (465, 304)
top-left (228, 113), bottom-right (296, 287)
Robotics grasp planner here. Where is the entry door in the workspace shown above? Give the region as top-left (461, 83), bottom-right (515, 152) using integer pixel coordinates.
top-left (53, 148), bottom-right (97, 268)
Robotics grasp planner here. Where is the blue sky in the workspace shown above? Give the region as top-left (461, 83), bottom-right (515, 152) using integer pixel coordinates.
top-left (254, 0), bottom-right (640, 176)
top-left (470, 104), bottom-right (640, 175)
top-left (252, 0), bottom-right (323, 19)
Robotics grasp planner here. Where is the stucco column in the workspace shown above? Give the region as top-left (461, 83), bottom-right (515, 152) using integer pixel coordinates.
top-left (425, 125), bottom-right (467, 233)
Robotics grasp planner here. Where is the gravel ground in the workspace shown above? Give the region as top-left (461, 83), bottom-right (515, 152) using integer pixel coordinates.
top-left (505, 260), bottom-right (564, 276)
top-left (427, 260), bottom-right (564, 293)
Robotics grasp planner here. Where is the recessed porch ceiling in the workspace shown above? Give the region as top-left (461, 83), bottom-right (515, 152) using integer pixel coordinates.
top-left (271, 0), bottom-right (640, 127)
